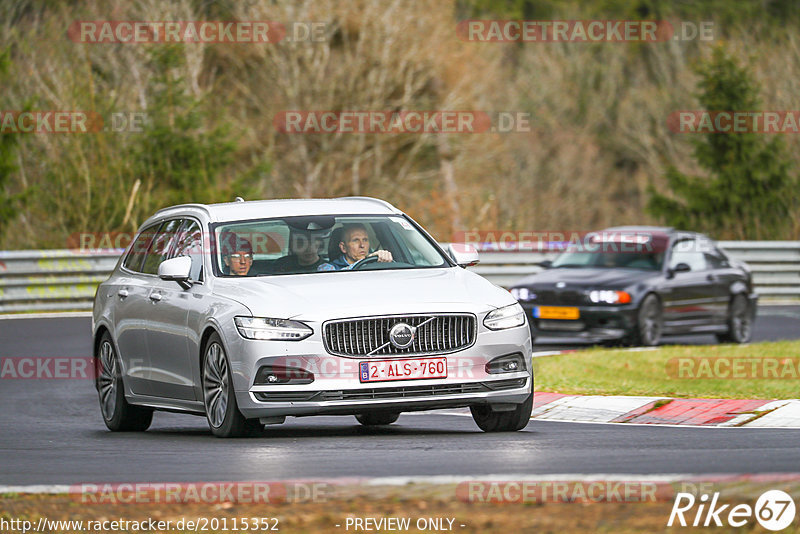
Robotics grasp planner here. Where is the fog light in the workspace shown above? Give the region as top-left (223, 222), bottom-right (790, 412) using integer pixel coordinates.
top-left (486, 353), bottom-right (526, 374)
top-left (255, 365), bottom-right (314, 385)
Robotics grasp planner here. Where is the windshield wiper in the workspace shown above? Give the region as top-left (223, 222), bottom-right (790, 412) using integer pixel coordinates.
top-left (552, 264), bottom-right (589, 268)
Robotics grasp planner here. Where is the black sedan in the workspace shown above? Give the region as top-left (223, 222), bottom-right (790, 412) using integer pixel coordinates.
top-left (509, 226), bottom-right (758, 346)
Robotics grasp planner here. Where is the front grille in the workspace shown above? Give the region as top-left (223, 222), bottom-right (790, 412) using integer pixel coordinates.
top-left (253, 377), bottom-right (526, 402)
top-left (324, 314), bottom-right (476, 357)
top-left (532, 289), bottom-right (586, 306)
top-left (537, 319), bottom-right (586, 332)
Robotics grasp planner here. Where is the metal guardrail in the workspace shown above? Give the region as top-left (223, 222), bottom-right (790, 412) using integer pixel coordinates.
top-left (468, 241), bottom-right (800, 300)
top-left (0, 250), bottom-right (121, 312)
top-left (0, 241), bottom-right (798, 312)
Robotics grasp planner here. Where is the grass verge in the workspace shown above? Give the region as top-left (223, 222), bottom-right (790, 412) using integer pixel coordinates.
top-left (533, 340), bottom-right (800, 399)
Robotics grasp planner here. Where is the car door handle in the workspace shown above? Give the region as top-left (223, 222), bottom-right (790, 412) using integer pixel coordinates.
top-left (707, 274), bottom-right (717, 282)
top-left (117, 289), bottom-right (129, 298)
top-left (149, 293), bottom-right (163, 302)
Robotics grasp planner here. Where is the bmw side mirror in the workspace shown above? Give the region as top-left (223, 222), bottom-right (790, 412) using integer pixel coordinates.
top-left (667, 262), bottom-right (691, 278)
top-left (538, 260), bottom-right (553, 269)
top-left (158, 256), bottom-right (193, 289)
top-left (448, 243), bottom-right (479, 267)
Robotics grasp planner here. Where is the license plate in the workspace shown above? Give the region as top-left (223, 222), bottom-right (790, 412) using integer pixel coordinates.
top-left (533, 306), bottom-right (580, 320)
top-left (359, 357), bottom-right (447, 383)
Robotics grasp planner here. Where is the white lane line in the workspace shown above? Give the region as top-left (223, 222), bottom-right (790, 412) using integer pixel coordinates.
top-left (405, 408), bottom-right (800, 428)
top-left (4, 472), bottom-right (800, 494)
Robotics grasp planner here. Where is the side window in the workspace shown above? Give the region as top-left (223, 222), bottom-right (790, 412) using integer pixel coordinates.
top-left (171, 219), bottom-right (204, 281)
top-left (669, 239), bottom-right (707, 272)
top-left (141, 219), bottom-right (182, 275)
top-left (122, 224), bottom-right (160, 273)
top-left (704, 249), bottom-right (729, 269)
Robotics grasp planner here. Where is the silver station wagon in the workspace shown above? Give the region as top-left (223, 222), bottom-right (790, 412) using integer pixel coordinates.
top-left (93, 197), bottom-right (533, 437)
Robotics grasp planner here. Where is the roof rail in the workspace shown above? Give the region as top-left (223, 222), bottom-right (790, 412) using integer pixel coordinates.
top-left (153, 203), bottom-right (211, 216)
top-left (336, 196), bottom-right (400, 212)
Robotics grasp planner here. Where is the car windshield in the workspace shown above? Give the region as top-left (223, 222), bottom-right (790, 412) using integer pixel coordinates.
top-left (213, 215), bottom-right (449, 276)
top-left (551, 247), bottom-right (664, 270)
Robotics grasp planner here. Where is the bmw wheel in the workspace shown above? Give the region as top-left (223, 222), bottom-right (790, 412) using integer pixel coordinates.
top-left (470, 393), bottom-right (533, 432)
top-left (96, 332), bottom-right (153, 431)
top-left (716, 294), bottom-right (753, 344)
top-left (630, 294), bottom-right (662, 346)
top-left (202, 333), bottom-right (262, 438)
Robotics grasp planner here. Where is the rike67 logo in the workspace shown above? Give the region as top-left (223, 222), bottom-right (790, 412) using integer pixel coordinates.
top-left (668, 490), bottom-right (796, 530)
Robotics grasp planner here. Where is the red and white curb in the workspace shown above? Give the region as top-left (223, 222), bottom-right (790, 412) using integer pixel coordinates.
top-left (531, 394), bottom-right (800, 428)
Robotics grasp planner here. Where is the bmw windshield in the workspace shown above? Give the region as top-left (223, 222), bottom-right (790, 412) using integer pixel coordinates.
top-left (213, 215), bottom-right (450, 276)
top-left (550, 234), bottom-right (666, 271)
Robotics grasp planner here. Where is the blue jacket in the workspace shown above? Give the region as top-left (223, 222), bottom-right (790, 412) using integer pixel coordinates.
top-left (317, 254), bottom-right (353, 271)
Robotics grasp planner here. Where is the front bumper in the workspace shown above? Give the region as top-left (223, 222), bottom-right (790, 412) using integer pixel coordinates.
top-left (522, 304), bottom-right (638, 341)
top-left (222, 322), bottom-right (533, 419)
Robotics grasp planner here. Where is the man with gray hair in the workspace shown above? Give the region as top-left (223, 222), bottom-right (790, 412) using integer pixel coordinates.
top-left (319, 223), bottom-right (393, 271)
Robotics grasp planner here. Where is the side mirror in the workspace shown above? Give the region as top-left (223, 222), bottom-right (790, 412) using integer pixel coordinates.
top-left (673, 262), bottom-right (691, 273)
top-left (667, 262), bottom-right (691, 278)
top-left (158, 256), bottom-right (193, 289)
top-left (448, 243), bottom-right (479, 267)
top-left (537, 260), bottom-right (553, 269)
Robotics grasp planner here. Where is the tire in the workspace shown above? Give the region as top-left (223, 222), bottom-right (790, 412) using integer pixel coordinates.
top-left (629, 294), bottom-right (663, 346)
top-left (202, 333), bottom-right (262, 438)
top-left (355, 412), bottom-right (400, 426)
top-left (716, 294), bottom-right (753, 344)
top-left (470, 393), bottom-right (533, 432)
top-left (95, 332), bottom-right (153, 432)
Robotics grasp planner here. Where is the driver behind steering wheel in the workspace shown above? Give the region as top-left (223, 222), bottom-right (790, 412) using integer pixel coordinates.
top-left (317, 223), bottom-right (393, 271)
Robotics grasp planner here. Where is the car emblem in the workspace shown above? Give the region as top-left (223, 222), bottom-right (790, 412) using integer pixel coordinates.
top-left (556, 282), bottom-right (566, 288)
top-left (389, 322), bottom-right (415, 349)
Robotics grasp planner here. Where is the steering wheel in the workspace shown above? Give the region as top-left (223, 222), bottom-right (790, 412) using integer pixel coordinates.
top-left (350, 255), bottom-right (381, 270)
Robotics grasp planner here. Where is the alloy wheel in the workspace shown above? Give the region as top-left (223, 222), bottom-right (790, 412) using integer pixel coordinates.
top-left (97, 340), bottom-right (118, 420)
top-left (730, 295), bottom-right (752, 341)
top-left (203, 342), bottom-right (229, 428)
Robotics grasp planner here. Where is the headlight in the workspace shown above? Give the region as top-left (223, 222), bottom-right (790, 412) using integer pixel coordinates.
top-left (510, 287), bottom-right (532, 301)
top-left (483, 303), bottom-right (526, 330)
top-left (234, 316), bottom-right (313, 341)
top-left (588, 290), bottom-right (631, 304)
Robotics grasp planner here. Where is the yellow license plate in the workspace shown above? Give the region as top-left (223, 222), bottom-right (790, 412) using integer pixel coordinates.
top-left (534, 306), bottom-right (580, 320)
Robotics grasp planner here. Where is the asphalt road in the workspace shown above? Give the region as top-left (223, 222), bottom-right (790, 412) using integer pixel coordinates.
top-left (1, 307), bottom-right (799, 485)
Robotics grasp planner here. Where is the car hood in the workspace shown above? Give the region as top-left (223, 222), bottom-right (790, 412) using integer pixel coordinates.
top-left (213, 267), bottom-right (514, 320)
top-left (513, 267), bottom-right (660, 289)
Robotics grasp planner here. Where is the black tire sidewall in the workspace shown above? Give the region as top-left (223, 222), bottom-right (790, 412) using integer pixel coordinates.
top-left (97, 332), bottom-right (152, 431)
top-left (636, 294), bottom-right (662, 346)
top-left (470, 392), bottom-right (533, 432)
top-left (727, 294), bottom-right (752, 343)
